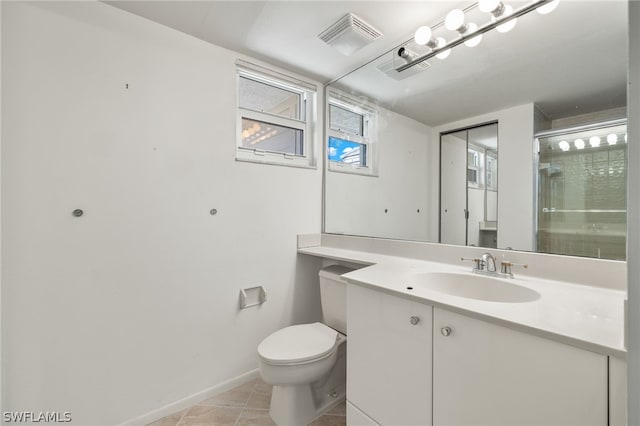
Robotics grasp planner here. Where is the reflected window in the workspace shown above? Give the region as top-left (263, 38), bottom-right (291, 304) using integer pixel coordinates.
top-left (329, 104), bottom-right (364, 136)
top-left (328, 137), bottom-right (367, 167)
top-left (327, 89), bottom-right (378, 176)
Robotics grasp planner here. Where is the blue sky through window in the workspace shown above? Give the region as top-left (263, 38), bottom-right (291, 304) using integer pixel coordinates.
top-left (328, 137), bottom-right (365, 165)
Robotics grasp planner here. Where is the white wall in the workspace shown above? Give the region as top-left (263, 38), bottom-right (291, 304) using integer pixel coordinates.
top-left (325, 107), bottom-right (435, 242)
top-left (1, 2), bottom-right (323, 424)
top-left (0, 0), bottom-right (3, 416)
top-left (434, 103), bottom-right (535, 251)
top-left (627, 1), bottom-right (639, 423)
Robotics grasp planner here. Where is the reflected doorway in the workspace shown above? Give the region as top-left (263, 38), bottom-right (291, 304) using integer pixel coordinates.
top-left (440, 122), bottom-right (498, 247)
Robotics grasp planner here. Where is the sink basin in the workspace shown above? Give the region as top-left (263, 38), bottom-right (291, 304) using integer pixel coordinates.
top-left (409, 272), bottom-right (541, 303)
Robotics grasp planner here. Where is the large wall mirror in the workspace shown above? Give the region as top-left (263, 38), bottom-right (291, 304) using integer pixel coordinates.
top-left (323, 0), bottom-right (628, 260)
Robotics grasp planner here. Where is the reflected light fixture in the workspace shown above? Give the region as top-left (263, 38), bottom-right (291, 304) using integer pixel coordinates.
top-left (558, 140), bottom-right (570, 151)
top-left (445, 9), bottom-right (483, 47)
top-left (574, 138), bottom-right (585, 150)
top-left (414, 26), bottom-right (451, 59)
top-left (589, 136), bottom-right (601, 148)
top-left (537, 0), bottom-right (559, 15)
top-left (479, 0), bottom-right (517, 33)
top-left (607, 134), bottom-right (618, 145)
top-left (399, 0), bottom-right (560, 72)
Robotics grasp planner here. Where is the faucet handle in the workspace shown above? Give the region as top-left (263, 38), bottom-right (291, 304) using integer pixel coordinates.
top-left (500, 260), bottom-right (528, 276)
top-left (461, 257), bottom-right (482, 270)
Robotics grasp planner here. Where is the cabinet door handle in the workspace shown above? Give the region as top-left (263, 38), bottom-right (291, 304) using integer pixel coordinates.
top-left (409, 316), bottom-right (420, 325)
top-left (441, 326), bottom-right (452, 336)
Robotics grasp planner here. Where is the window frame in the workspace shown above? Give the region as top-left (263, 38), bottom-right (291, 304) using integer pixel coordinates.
top-left (236, 61), bottom-right (317, 168)
top-left (326, 89), bottom-right (378, 177)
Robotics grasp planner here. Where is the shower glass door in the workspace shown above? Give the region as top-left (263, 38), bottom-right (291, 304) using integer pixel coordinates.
top-left (536, 120), bottom-right (627, 260)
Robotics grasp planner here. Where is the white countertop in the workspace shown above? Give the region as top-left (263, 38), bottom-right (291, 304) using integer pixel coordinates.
top-left (299, 245), bottom-right (626, 357)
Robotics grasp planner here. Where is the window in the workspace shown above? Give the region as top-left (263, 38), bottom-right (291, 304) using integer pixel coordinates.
top-left (327, 90), bottom-right (378, 176)
top-left (236, 61), bottom-right (317, 168)
top-left (467, 148), bottom-right (481, 187)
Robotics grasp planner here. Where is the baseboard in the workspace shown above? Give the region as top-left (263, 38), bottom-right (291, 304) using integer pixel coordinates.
top-left (118, 369), bottom-right (260, 426)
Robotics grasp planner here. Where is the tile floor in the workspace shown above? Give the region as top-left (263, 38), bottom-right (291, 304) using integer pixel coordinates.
top-left (147, 378), bottom-right (346, 426)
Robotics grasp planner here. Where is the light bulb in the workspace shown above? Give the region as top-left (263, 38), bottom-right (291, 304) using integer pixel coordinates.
top-left (464, 23), bottom-right (482, 47)
top-left (559, 141), bottom-right (570, 151)
top-left (574, 138), bottom-right (585, 150)
top-left (479, 0), bottom-right (502, 13)
top-left (414, 26), bottom-right (432, 46)
top-left (607, 134), bottom-right (618, 145)
top-left (537, 0), bottom-right (559, 15)
top-left (435, 37), bottom-right (451, 59)
top-left (495, 5), bottom-right (517, 33)
top-left (445, 9), bottom-right (465, 31)
top-left (589, 136), bottom-right (601, 147)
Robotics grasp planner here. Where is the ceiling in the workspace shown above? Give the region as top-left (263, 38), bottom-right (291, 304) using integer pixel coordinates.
top-left (105, 0), bottom-right (464, 83)
top-left (332, 1), bottom-right (628, 126)
top-left (105, 1), bottom-right (628, 127)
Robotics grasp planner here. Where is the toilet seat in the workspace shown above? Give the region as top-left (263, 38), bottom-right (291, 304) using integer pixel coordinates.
top-left (258, 322), bottom-right (338, 366)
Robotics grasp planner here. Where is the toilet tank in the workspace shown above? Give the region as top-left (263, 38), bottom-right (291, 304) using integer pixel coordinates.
top-left (318, 265), bottom-right (354, 335)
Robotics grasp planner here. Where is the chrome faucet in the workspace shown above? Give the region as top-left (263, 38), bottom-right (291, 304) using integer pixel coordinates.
top-left (461, 252), bottom-right (528, 278)
top-left (480, 252), bottom-right (497, 272)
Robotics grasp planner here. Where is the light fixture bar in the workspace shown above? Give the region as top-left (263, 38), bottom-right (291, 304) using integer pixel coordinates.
top-left (396, 0), bottom-right (555, 72)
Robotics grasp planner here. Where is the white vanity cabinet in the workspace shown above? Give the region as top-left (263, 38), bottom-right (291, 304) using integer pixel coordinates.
top-left (346, 284), bottom-right (613, 426)
top-left (433, 308), bottom-right (608, 426)
top-left (347, 284), bottom-right (433, 426)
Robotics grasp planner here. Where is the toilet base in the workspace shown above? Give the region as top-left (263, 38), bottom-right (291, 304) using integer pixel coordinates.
top-left (269, 383), bottom-right (346, 426)
top-left (268, 343), bottom-right (346, 425)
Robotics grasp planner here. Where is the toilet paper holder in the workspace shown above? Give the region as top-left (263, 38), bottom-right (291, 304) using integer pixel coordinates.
top-left (239, 286), bottom-right (267, 309)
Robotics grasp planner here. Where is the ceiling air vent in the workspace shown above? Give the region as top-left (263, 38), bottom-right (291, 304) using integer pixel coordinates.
top-left (319, 13), bottom-right (382, 56)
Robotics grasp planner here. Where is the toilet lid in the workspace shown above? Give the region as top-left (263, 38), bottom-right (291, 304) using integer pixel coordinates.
top-left (258, 322), bottom-right (338, 364)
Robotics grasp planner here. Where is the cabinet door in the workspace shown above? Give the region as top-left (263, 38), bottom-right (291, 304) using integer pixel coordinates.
top-left (433, 308), bottom-right (607, 426)
top-left (347, 284), bottom-right (432, 426)
top-left (347, 401), bottom-right (380, 426)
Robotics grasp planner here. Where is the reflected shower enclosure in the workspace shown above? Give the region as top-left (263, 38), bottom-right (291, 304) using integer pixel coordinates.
top-left (536, 120), bottom-right (627, 260)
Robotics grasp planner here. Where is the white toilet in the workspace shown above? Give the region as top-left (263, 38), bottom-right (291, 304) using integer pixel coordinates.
top-left (257, 265), bottom-right (353, 426)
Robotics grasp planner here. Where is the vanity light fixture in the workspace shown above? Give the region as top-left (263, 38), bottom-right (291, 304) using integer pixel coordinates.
top-left (413, 26), bottom-right (451, 59)
top-left (558, 140), bottom-right (570, 151)
top-left (589, 136), bottom-right (601, 148)
top-left (536, 0), bottom-right (559, 15)
top-left (400, 0), bottom-right (559, 72)
top-left (607, 134), bottom-right (618, 145)
top-left (445, 9), bottom-right (483, 47)
top-left (479, 0), bottom-right (517, 33)
top-left (574, 138), bottom-right (585, 150)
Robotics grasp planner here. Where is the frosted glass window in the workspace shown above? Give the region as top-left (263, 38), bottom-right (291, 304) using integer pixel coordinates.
top-left (236, 64), bottom-right (316, 168)
top-left (238, 76), bottom-right (303, 120)
top-left (329, 104), bottom-right (364, 136)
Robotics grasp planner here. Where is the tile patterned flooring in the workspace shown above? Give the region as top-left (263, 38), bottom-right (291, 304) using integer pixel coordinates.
top-left (147, 378), bottom-right (346, 426)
